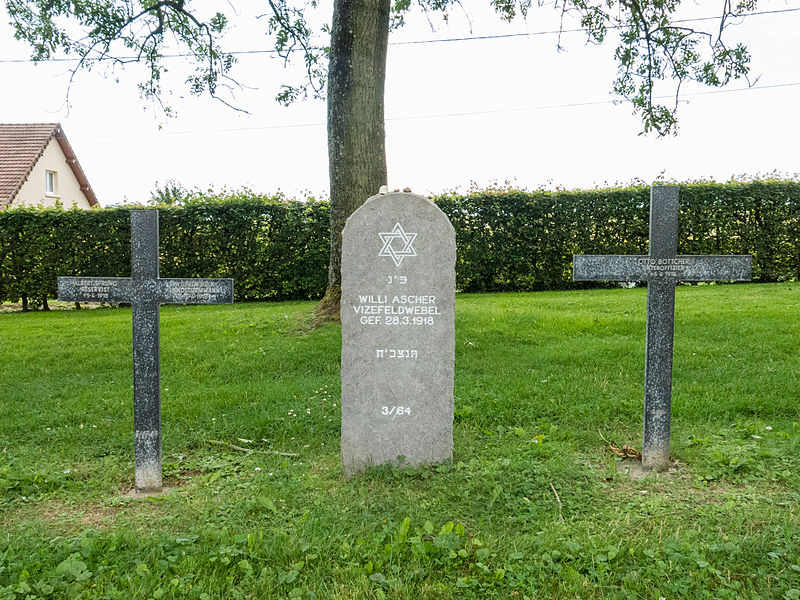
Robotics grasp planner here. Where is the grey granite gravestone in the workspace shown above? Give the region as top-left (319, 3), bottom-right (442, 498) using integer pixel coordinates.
top-left (340, 192), bottom-right (456, 477)
top-left (573, 185), bottom-right (751, 470)
top-left (58, 210), bottom-right (233, 492)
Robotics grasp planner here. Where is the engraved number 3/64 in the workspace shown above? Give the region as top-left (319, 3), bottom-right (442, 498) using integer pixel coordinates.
top-left (381, 406), bottom-right (411, 417)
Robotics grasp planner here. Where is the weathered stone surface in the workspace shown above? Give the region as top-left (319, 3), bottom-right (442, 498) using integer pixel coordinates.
top-left (573, 185), bottom-right (752, 470)
top-left (573, 255), bottom-right (752, 282)
top-left (58, 277), bottom-right (132, 302)
top-left (160, 279), bottom-right (233, 303)
top-left (341, 192), bottom-right (456, 477)
top-left (58, 210), bottom-right (234, 492)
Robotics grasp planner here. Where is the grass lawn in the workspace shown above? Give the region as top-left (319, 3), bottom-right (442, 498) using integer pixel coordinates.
top-left (2, 282), bottom-right (800, 599)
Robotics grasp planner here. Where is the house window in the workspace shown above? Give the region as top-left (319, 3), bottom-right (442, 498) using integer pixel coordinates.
top-left (45, 170), bottom-right (57, 195)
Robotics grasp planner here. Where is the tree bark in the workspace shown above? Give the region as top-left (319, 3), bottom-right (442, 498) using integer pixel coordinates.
top-left (315, 0), bottom-right (390, 323)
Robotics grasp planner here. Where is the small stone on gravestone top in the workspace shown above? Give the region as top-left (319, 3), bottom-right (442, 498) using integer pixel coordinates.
top-left (341, 192), bottom-right (456, 477)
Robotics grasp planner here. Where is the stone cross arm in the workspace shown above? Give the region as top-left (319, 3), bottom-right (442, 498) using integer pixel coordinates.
top-left (58, 276), bottom-right (234, 304)
top-left (158, 278), bottom-right (234, 304)
top-left (58, 277), bottom-right (133, 303)
top-left (573, 255), bottom-right (752, 282)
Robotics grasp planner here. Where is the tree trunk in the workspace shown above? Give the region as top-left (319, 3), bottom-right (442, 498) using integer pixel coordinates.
top-left (315, 0), bottom-right (390, 324)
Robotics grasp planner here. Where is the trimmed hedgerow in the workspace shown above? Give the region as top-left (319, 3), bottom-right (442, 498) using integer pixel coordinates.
top-left (0, 193), bottom-right (329, 308)
top-left (437, 179), bottom-right (800, 293)
top-left (1, 179), bottom-right (798, 308)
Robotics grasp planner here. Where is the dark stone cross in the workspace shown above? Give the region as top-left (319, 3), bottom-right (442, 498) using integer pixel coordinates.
top-left (573, 186), bottom-right (752, 470)
top-left (58, 210), bottom-right (234, 492)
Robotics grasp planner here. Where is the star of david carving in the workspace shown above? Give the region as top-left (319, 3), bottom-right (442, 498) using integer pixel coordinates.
top-left (378, 222), bottom-right (417, 267)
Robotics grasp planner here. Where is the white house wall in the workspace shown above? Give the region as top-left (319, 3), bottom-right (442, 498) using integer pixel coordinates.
top-left (12, 138), bottom-right (92, 209)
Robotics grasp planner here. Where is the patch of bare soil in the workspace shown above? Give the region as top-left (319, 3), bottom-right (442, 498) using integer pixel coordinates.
top-left (620, 459), bottom-right (683, 480)
top-left (15, 476), bottom-right (195, 534)
top-left (1, 301), bottom-right (115, 313)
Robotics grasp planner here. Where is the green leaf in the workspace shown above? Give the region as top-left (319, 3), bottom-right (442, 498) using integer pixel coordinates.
top-left (369, 572), bottom-right (388, 585)
top-left (257, 496), bottom-right (278, 513)
top-left (398, 516), bottom-right (410, 541)
top-left (55, 553), bottom-right (92, 582)
top-left (238, 559), bottom-right (253, 575)
top-left (280, 569), bottom-right (298, 584)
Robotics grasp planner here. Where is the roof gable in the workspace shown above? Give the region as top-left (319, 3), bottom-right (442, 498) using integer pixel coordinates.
top-left (0, 123), bottom-right (98, 208)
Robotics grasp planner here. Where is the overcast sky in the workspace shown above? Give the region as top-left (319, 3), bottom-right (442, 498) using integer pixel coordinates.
top-left (2, 1), bottom-right (799, 206)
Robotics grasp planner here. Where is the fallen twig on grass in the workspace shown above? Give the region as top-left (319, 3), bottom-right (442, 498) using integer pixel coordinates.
top-left (549, 481), bottom-right (564, 523)
top-left (205, 439), bottom-right (299, 457)
top-left (207, 439), bottom-right (251, 453)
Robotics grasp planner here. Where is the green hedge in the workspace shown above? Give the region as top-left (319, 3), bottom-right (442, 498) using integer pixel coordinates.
top-left (1, 180), bottom-right (798, 308)
top-left (0, 194), bottom-right (329, 308)
top-left (439, 179), bottom-right (800, 292)
top-left (156, 198), bottom-right (329, 301)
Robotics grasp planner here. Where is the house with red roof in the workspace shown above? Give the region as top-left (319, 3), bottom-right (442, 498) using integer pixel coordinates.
top-left (0, 123), bottom-right (98, 209)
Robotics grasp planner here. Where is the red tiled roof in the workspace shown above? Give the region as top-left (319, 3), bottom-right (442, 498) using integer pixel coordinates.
top-left (0, 123), bottom-right (99, 208)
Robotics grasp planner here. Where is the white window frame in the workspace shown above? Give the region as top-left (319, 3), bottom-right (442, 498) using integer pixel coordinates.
top-left (45, 170), bottom-right (58, 196)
